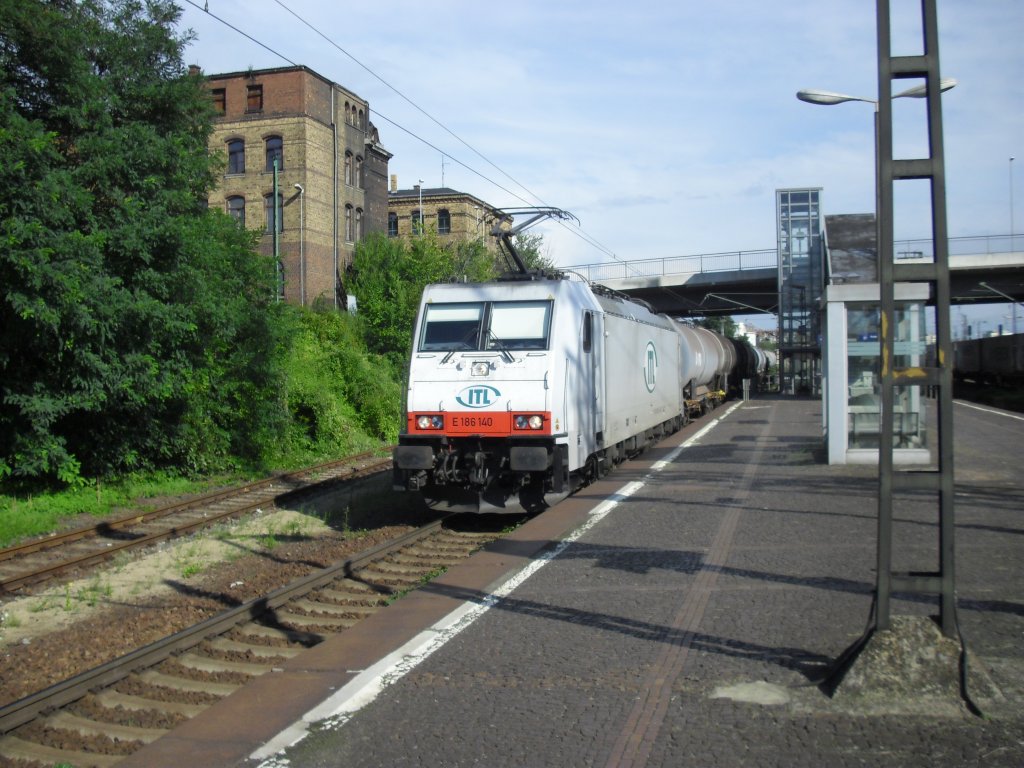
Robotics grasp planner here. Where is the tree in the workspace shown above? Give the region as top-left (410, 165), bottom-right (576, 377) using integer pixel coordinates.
top-left (0, 0), bottom-right (279, 485)
top-left (347, 233), bottom-right (501, 367)
top-left (696, 316), bottom-right (739, 339)
top-left (512, 232), bottom-right (556, 272)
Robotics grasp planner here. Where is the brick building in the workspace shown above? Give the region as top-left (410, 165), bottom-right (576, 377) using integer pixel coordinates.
top-left (202, 65), bottom-right (391, 308)
top-left (387, 180), bottom-right (503, 254)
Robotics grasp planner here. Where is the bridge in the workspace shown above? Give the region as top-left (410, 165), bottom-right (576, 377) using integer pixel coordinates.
top-left (565, 234), bottom-right (1024, 318)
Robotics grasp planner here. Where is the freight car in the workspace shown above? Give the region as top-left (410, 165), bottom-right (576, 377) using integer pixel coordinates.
top-left (391, 207), bottom-right (765, 513)
top-left (392, 275), bottom-right (745, 513)
top-left (954, 332), bottom-right (1024, 385)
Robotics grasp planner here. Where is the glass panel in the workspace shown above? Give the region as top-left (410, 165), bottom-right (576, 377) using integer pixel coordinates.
top-left (420, 303), bottom-right (484, 351)
top-left (227, 140), bottom-right (244, 174)
top-left (846, 302), bottom-right (927, 450)
top-left (227, 196), bottom-right (245, 227)
top-left (265, 136), bottom-right (283, 171)
top-left (488, 301), bottom-right (552, 350)
top-left (776, 188), bottom-right (823, 395)
top-left (847, 305), bottom-right (881, 448)
top-left (246, 85), bottom-right (263, 112)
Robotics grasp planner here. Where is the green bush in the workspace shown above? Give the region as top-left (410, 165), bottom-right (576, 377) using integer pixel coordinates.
top-left (268, 306), bottom-right (402, 467)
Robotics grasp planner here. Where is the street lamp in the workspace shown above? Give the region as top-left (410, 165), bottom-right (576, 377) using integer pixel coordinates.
top-left (1011, 157), bottom-right (1016, 249)
top-left (294, 183), bottom-right (305, 306)
top-left (796, 77), bottom-right (957, 108)
top-left (796, 76), bottom-right (958, 275)
top-left (417, 179), bottom-right (424, 236)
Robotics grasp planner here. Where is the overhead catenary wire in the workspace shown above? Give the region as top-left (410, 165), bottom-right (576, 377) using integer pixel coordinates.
top-left (269, 0), bottom-right (548, 211)
top-left (182, 0), bottom-right (637, 271)
top-left (266, 0), bottom-right (638, 275)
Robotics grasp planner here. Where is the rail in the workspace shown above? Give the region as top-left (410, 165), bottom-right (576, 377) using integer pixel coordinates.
top-left (0, 517), bottom-right (452, 736)
top-left (0, 452), bottom-right (392, 594)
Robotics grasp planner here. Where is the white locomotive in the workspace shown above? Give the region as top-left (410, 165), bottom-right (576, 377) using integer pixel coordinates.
top-left (392, 274), bottom-right (744, 513)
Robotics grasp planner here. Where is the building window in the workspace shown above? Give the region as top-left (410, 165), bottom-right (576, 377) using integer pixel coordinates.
top-left (211, 88), bottom-right (226, 114)
top-left (265, 136), bottom-right (283, 171)
top-left (388, 212), bottom-right (398, 237)
top-left (357, 109), bottom-right (364, 130)
top-left (344, 151), bottom-right (353, 185)
top-left (227, 139), bottom-right (245, 174)
top-left (264, 193), bottom-right (283, 233)
top-left (355, 208), bottom-right (363, 241)
top-left (345, 204), bottom-right (353, 241)
top-left (355, 156), bottom-right (363, 188)
top-left (246, 84), bottom-right (263, 113)
top-left (437, 209), bottom-right (451, 235)
top-left (412, 209), bottom-right (423, 235)
top-left (227, 196), bottom-right (245, 227)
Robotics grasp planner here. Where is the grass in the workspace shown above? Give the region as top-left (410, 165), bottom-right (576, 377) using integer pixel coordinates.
top-left (173, 541), bottom-right (208, 579)
top-left (386, 566), bottom-right (448, 605)
top-left (0, 472), bottom-right (250, 549)
top-left (77, 576), bottom-right (113, 608)
top-left (0, 437), bottom-right (388, 549)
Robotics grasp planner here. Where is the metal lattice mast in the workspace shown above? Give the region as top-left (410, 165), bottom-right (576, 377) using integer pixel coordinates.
top-left (875, 0), bottom-right (957, 637)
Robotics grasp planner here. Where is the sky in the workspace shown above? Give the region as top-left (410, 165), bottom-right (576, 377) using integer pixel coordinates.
top-left (175, 0), bottom-right (1023, 332)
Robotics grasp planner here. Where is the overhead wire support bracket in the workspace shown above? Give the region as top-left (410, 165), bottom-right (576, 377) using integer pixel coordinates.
top-left (491, 207), bottom-right (579, 277)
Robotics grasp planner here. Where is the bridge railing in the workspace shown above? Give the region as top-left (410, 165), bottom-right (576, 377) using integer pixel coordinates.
top-left (566, 248), bottom-right (778, 283)
top-left (896, 234), bottom-right (1022, 260)
top-left (567, 235), bottom-right (1021, 281)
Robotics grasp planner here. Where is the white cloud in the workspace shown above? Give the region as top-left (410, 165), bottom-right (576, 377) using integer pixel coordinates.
top-left (180, 0), bottom-right (1024, 308)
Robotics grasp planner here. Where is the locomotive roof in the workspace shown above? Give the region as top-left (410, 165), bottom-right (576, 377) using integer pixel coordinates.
top-left (420, 279), bottom-right (672, 328)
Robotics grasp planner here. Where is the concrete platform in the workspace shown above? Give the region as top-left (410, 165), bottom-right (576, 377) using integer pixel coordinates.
top-left (121, 396), bottom-right (1024, 768)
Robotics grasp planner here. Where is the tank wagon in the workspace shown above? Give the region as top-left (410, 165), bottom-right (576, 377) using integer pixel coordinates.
top-left (392, 275), bottom-right (748, 513)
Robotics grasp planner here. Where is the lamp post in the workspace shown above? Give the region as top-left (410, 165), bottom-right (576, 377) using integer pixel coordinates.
top-left (273, 157), bottom-right (281, 302)
top-left (1011, 156), bottom-right (1016, 249)
top-left (417, 179), bottom-right (424, 236)
top-left (797, 78), bottom-right (958, 231)
top-left (796, 77), bottom-right (958, 450)
top-left (294, 183), bottom-right (305, 306)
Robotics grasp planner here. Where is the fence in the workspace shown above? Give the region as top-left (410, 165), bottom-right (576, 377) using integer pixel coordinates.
top-left (567, 235), bottom-right (1022, 281)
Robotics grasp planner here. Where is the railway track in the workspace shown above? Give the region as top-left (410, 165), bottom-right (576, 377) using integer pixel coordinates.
top-left (0, 452), bottom-right (391, 595)
top-left (0, 514), bottom-right (511, 767)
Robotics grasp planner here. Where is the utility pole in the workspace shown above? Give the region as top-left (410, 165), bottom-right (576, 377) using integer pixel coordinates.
top-left (273, 157), bottom-right (281, 302)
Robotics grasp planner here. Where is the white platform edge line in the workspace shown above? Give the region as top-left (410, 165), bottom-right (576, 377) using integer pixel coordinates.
top-left (252, 401), bottom-right (740, 765)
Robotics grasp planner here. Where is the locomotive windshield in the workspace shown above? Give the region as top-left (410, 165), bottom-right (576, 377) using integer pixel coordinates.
top-left (419, 300), bottom-right (552, 352)
top-left (487, 301), bottom-right (551, 350)
top-left (420, 303), bottom-right (484, 350)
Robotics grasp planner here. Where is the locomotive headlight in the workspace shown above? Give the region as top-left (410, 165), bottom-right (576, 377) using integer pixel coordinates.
top-left (471, 362), bottom-right (490, 376)
top-left (513, 414), bottom-right (544, 430)
top-left (416, 415), bottom-right (444, 430)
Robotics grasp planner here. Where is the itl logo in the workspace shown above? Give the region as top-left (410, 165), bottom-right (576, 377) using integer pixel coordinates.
top-left (456, 384), bottom-right (501, 408)
top-left (643, 341), bottom-right (658, 393)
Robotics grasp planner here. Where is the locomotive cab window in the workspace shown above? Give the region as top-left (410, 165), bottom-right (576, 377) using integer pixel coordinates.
top-left (488, 301), bottom-right (552, 350)
top-left (419, 300), bottom-right (552, 352)
top-left (420, 303), bottom-right (484, 351)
